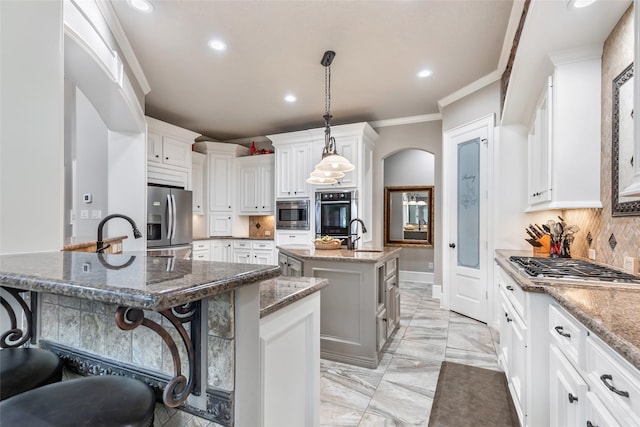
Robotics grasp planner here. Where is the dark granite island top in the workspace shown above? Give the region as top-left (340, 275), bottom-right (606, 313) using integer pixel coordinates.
top-left (495, 249), bottom-right (640, 371)
top-left (259, 276), bottom-right (328, 318)
top-left (0, 251), bottom-right (280, 311)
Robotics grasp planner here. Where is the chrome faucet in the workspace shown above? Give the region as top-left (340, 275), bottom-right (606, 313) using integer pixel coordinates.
top-left (347, 218), bottom-right (367, 250)
top-left (96, 214), bottom-right (143, 253)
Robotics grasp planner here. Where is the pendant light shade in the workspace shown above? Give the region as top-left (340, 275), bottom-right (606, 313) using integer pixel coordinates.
top-left (315, 152), bottom-right (355, 172)
top-left (307, 50), bottom-right (355, 185)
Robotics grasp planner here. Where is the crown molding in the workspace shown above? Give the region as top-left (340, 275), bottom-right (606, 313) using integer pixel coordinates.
top-left (369, 114), bottom-right (442, 128)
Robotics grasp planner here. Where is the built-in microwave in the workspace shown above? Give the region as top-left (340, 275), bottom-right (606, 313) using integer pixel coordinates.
top-left (275, 200), bottom-right (310, 230)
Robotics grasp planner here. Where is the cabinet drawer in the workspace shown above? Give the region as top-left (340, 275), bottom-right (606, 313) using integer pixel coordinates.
top-left (549, 304), bottom-right (586, 368)
top-left (497, 268), bottom-right (525, 319)
top-left (233, 240), bottom-right (251, 249)
top-left (252, 241), bottom-right (274, 250)
top-left (586, 335), bottom-right (640, 426)
top-left (193, 241), bottom-right (210, 251)
top-left (585, 392), bottom-right (622, 427)
top-left (192, 251), bottom-right (210, 261)
top-left (385, 258), bottom-right (397, 278)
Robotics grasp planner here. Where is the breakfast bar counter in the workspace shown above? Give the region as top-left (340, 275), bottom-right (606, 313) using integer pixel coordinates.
top-left (0, 251), bottom-right (282, 426)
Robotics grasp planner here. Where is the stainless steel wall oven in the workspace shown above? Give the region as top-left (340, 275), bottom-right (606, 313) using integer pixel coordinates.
top-left (315, 190), bottom-right (357, 243)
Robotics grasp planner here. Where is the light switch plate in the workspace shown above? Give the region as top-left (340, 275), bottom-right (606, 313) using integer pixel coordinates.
top-left (588, 249), bottom-right (596, 260)
top-left (80, 210), bottom-right (89, 220)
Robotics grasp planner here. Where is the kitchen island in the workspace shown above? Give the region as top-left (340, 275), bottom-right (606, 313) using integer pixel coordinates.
top-left (0, 251), bottom-right (325, 426)
top-left (277, 246), bottom-right (402, 368)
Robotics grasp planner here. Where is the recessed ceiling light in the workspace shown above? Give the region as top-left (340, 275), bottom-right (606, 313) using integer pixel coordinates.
top-left (417, 69), bottom-right (432, 78)
top-left (126, 0), bottom-right (153, 13)
top-left (284, 94), bottom-right (297, 103)
top-left (568, 0), bottom-right (597, 8)
top-left (208, 39), bottom-right (227, 51)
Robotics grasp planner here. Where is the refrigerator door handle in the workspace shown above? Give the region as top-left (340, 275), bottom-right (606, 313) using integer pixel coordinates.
top-left (171, 194), bottom-right (177, 239)
top-left (167, 194), bottom-right (174, 239)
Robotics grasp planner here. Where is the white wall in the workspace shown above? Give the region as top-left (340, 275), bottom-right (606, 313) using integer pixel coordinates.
top-left (73, 87), bottom-right (109, 238)
top-left (0, 0), bottom-right (64, 254)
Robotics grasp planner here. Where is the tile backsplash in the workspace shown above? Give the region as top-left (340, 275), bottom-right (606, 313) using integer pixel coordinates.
top-left (562, 4), bottom-right (640, 270)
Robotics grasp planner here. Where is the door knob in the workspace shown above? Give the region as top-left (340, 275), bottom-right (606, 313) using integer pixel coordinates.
top-left (449, 243), bottom-right (456, 248)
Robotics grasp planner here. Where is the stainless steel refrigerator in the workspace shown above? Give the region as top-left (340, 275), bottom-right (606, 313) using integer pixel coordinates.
top-left (147, 185), bottom-right (192, 248)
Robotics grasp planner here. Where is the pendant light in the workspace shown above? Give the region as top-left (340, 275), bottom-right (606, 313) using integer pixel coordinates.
top-left (307, 50), bottom-right (355, 185)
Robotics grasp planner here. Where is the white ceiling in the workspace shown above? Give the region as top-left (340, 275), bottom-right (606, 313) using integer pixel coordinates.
top-left (110, 0), bottom-right (516, 141)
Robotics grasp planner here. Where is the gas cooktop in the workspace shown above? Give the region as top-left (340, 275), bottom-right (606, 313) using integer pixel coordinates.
top-left (509, 256), bottom-right (640, 284)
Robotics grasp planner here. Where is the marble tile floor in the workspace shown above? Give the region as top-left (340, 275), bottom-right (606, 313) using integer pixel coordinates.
top-left (320, 280), bottom-right (501, 426)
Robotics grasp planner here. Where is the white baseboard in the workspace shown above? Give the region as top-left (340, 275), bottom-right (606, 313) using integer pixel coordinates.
top-left (432, 285), bottom-right (442, 300)
top-left (399, 270), bottom-right (433, 284)
top-left (399, 270), bottom-right (440, 299)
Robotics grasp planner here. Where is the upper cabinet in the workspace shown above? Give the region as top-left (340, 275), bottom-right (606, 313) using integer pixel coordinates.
top-left (192, 152), bottom-right (206, 215)
top-left (236, 154), bottom-right (275, 214)
top-left (147, 117), bottom-right (199, 189)
top-left (272, 140), bottom-right (313, 199)
top-left (526, 48), bottom-right (603, 212)
top-left (193, 141), bottom-right (249, 236)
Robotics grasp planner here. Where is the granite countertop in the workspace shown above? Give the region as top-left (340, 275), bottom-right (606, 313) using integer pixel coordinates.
top-left (495, 249), bottom-right (640, 370)
top-left (277, 246), bottom-right (402, 263)
top-left (259, 276), bottom-right (328, 318)
top-left (62, 235), bottom-right (128, 251)
top-left (193, 236), bottom-right (274, 241)
top-left (0, 251), bottom-right (281, 311)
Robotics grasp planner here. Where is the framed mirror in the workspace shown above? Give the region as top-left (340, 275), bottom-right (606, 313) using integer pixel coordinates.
top-left (384, 186), bottom-right (434, 247)
top-left (612, 63), bottom-right (640, 216)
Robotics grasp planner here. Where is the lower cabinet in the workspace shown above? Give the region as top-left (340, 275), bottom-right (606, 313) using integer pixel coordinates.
top-left (210, 240), bottom-right (233, 262)
top-left (260, 292), bottom-right (320, 427)
top-left (233, 240), bottom-right (276, 265)
top-left (549, 343), bottom-right (587, 427)
top-left (278, 252), bottom-right (303, 277)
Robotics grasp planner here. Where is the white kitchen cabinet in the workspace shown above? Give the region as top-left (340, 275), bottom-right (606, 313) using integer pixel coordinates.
top-left (273, 141), bottom-right (312, 199)
top-left (549, 343), bottom-right (588, 427)
top-left (253, 241), bottom-right (275, 265)
top-left (208, 153), bottom-right (234, 212)
top-left (193, 141), bottom-right (249, 237)
top-left (276, 230), bottom-right (312, 247)
top-left (260, 290), bottom-right (320, 427)
top-left (237, 155), bottom-right (275, 214)
top-left (233, 240), bottom-right (276, 265)
top-left (497, 266), bottom-right (551, 427)
top-left (147, 117), bottom-right (199, 189)
top-left (547, 303), bottom-right (639, 427)
top-left (527, 77), bottom-right (552, 206)
top-left (585, 333), bottom-right (640, 426)
top-left (526, 47), bottom-right (602, 211)
top-left (210, 239), bottom-right (233, 262)
top-left (209, 213), bottom-right (232, 237)
top-left (192, 240), bottom-right (211, 261)
top-left (192, 152), bottom-right (205, 215)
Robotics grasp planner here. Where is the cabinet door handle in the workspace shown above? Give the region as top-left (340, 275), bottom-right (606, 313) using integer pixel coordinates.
top-left (165, 157), bottom-right (169, 160)
top-left (506, 285), bottom-right (514, 291)
top-left (449, 243), bottom-right (456, 248)
top-left (554, 326), bottom-right (571, 338)
top-left (568, 393), bottom-right (578, 403)
top-left (155, 154), bottom-right (160, 158)
top-left (587, 422), bottom-right (598, 427)
top-left (600, 374), bottom-right (630, 397)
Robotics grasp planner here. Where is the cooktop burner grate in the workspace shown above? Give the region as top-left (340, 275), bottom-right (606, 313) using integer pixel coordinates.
top-left (509, 256), bottom-right (640, 283)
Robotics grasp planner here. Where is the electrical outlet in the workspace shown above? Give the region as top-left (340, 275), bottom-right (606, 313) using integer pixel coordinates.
top-left (623, 256), bottom-right (638, 274)
top-left (91, 210), bottom-right (99, 220)
top-left (264, 230), bottom-right (271, 236)
top-left (588, 249), bottom-right (596, 260)
top-left (428, 262), bottom-right (434, 270)
top-left (80, 210), bottom-right (89, 219)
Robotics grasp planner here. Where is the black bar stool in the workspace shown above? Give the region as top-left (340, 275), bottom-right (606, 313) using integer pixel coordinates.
top-left (0, 348), bottom-right (63, 400)
top-left (0, 375), bottom-right (156, 426)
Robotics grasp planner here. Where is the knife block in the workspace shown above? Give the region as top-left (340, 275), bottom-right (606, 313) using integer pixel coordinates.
top-left (533, 246), bottom-right (549, 257)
